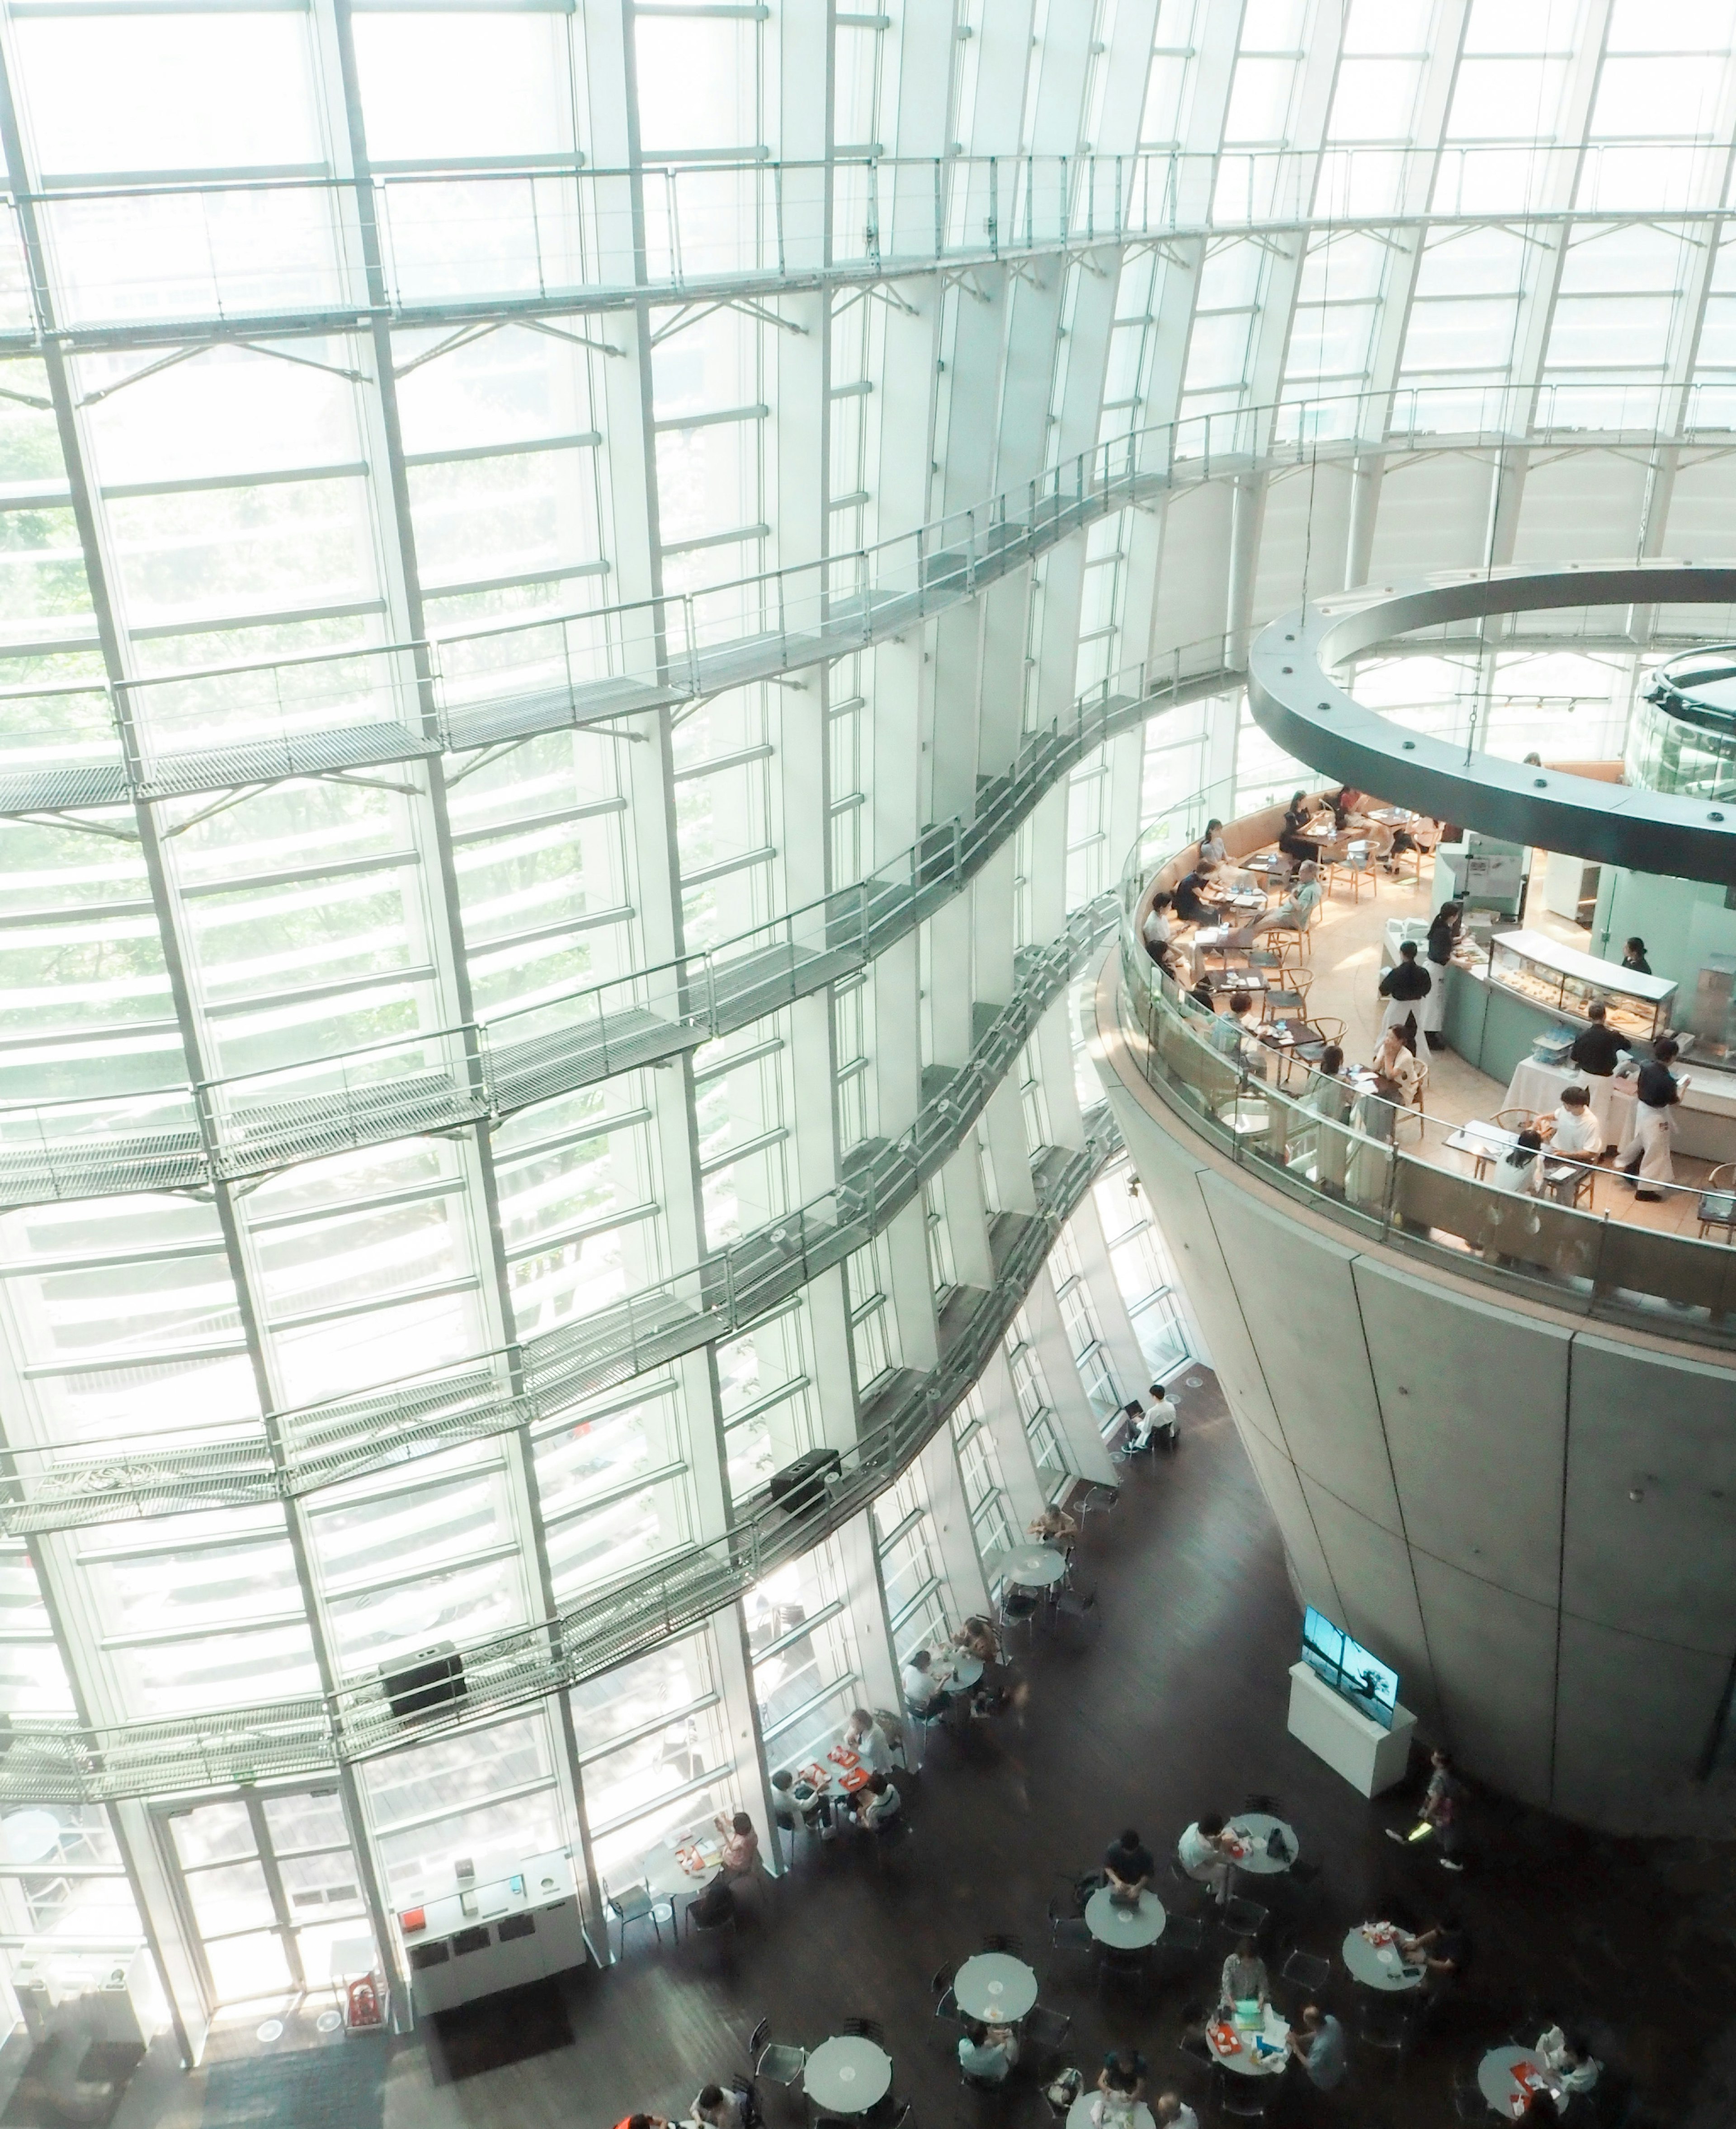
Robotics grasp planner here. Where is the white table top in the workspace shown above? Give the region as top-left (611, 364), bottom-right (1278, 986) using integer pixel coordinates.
top-left (640, 1840), bottom-right (718, 1899)
top-left (934, 1651), bottom-right (984, 1691)
top-left (1478, 2046), bottom-right (1561, 2117)
top-left (1446, 1119), bottom-right (1576, 1183)
top-left (1341, 1924), bottom-right (1426, 1992)
top-left (804, 2035), bottom-right (893, 2114)
top-left (1224, 1813), bottom-right (1297, 1875)
top-left (1206, 2003), bottom-right (1291, 2077)
top-left (1085, 1885), bottom-right (1166, 1948)
top-left (1001, 1545), bottom-right (1067, 1588)
top-left (954, 1951), bottom-right (1039, 2023)
top-left (1067, 2098), bottom-right (1155, 2129)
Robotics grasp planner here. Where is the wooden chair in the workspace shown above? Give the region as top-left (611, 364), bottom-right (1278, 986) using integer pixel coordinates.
top-left (1697, 1163), bottom-right (1736, 1242)
top-left (1332, 839), bottom-right (1378, 901)
top-left (1264, 968), bottom-right (1314, 1022)
top-left (1494, 1107), bottom-right (1536, 1132)
top-left (1310, 1015), bottom-right (1346, 1048)
top-left (1393, 1058), bottom-right (1429, 1143)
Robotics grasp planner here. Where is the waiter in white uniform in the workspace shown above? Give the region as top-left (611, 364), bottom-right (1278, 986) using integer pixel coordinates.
top-left (1616, 1038), bottom-right (1684, 1201)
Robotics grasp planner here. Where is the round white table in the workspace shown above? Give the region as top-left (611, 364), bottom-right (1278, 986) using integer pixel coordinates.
top-left (805, 2035), bottom-right (893, 2115)
top-left (0, 1811), bottom-right (60, 1865)
top-left (1225, 1812), bottom-right (1297, 1875)
top-left (1066, 2097), bottom-right (1154, 2129)
top-left (1478, 2046), bottom-right (1560, 2118)
top-left (1085, 1885), bottom-right (1165, 1948)
top-left (1341, 1925), bottom-right (1425, 1992)
top-left (1207, 2004), bottom-right (1292, 2077)
top-left (640, 1840), bottom-right (717, 1899)
top-left (1001, 1545), bottom-right (1067, 1589)
top-left (935, 1651), bottom-right (984, 1695)
top-left (954, 1951), bottom-right (1038, 2023)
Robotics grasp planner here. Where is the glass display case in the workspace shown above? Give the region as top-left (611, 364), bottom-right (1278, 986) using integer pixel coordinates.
top-left (1487, 928), bottom-right (1677, 1044)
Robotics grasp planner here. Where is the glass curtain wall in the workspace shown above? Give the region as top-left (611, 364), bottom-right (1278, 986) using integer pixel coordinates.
top-left (0, 0), bottom-right (1731, 2063)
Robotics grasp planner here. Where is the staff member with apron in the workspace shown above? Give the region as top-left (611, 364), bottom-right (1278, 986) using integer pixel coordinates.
top-left (1377, 939), bottom-right (1433, 1043)
top-left (1418, 903), bottom-right (1461, 1051)
top-left (1616, 1037), bottom-right (1684, 1201)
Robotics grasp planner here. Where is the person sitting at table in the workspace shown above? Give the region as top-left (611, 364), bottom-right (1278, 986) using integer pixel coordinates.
top-left (958, 2016), bottom-right (1019, 2085)
top-left (1208, 989), bottom-right (1266, 1075)
top-left (1490, 1128), bottom-right (1549, 1200)
top-left (613, 2115), bottom-right (669, 2129)
top-left (1177, 1813), bottom-right (1237, 1904)
top-left (1153, 2095), bottom-right (1199, 2129)
top-left (1369, 1025), bottom-right (1424, 1105)
top-left (693, 2084), bottom-right (745, 2129)
top-left (1278, 790), bottom-right (1318, 866)
top-left (1385, 1746), bottom-right (1464, 1869)
top-left (1104, 1826), bottom-right (1156, 1904)
top-left (1535, 2028), bottom-right (1601, 2098)
top-left (1396, 1916), bottom-right (1472, 1993)
top-left (1030, 1501), bottom-right (1079, 1545)
top-left (1287, 2005), bottom-right (1348, 2093)
top-left (712, 1810), bottom-right (760, 1882)
top-left (1541, 1086), bottom-right (1601, 1158)
top-left (771, 1764), bottom-right (833, 1836)
top-left (854, 1770), bottom-right (902, 1830)
top-left (1227, 861), bottom-right (1322, 950)
top-left (1568, 1001), bottom-right (1631, 1079)
top-left (954, 1615), bottom-right (1000, 1666)
top-left (1198, 819), bottom-right (1253, 891)
top-left (902, 1647), bottom-right (943, 1716)
top-left (1219, 1935), bottom-right (1270, 2013)
top-left (1186, 972), bottom-right (1217, 1014)
top-left (1171, 861), bottom-right (1222, 926)
top-left (1328, 785), bottom-right (1363, 831)
top-left (1382, 811), bottom-right (1424, 873)
top-left (843, 1707), bottom-right (892, 1776)
top-left (1523, 2095), bottom-right (1562, 2127)
top-left (1142, 891), bottom-right (1180, 966)
top-left (1378, 940), bottom-right (1433, 1043)
top-left (688, 1871), bottom-right (736, 1929)
top-left (1098, 2047), bottom-right (1148, 2103)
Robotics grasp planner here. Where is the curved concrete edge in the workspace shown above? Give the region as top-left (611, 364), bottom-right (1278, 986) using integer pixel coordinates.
top-left (1088, 947), bottom-right (1736, 1838)
top-left (1247, 563), bottom-right (1736, 884)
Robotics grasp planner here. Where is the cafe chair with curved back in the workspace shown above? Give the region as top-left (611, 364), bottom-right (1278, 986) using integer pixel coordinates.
top-left (1278, 1943), bottom-right (1332, 2002)
top-left (1047, 1893), bottom-right (1095, 1958)
top-left (1698, 1162), bottom-right (1736, 1241)
top-left (749, 2016), bottom-right (806, 2087)
top-left (1494, 1107), bottom-right (1537, 1133)
top-left (1024, 2004), bottom-right (1074, 2065)
top-left (1219, 1892), bottom-right (1269, 1942)
top-left (1219, 2081), bottom-right (1278, 2124)
top-left (932, 1959), bottom-right (960, 2022)
top-left (842, 2015), bottom-right (887, 2045)
top-left (685, 1893), bottom-right (739, 1952)
top-left (1053, 1585), bottom-right (1100, 1635)
top-left (603, 1877), bottom-right (672, 1954)
top-left (981, 1931), bottom-right (1024, 1956)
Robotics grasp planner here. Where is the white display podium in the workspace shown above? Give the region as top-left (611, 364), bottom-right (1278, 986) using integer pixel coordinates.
top-left (1286, 1662), bottom-right (1415, 1797)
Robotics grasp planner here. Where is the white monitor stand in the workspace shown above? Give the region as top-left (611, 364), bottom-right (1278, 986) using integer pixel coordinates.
top-left (1286, 1662), bottom-right (1415, 1797)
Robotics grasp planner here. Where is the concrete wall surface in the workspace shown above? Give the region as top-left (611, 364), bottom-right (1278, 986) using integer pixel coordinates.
top-left (1091, 960), bottom-right (1736, 1837)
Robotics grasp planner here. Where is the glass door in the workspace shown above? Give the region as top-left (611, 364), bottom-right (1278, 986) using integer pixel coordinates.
top-left (154, 1788), bottom-right (371, 2016)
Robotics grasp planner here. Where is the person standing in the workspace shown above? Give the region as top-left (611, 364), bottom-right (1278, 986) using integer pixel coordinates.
top-left (1568, 1000), bottom-right (1630, 1078)
top-left (1385, 1746), bottom-right (1465, 1869)
top-left (1622, 937), bottom-right (1652, 975)
top-left (1419, 903), bottom-right (1462, 1050)
top-left (1616, 1037), bottom-right (1684, 1201)
top-left (1378, 939), bottom-right (1433, 1041)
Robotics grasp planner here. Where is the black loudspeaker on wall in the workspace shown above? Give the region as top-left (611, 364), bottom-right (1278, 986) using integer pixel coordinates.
top-left (382, 1641), bottom-right (467, 1722)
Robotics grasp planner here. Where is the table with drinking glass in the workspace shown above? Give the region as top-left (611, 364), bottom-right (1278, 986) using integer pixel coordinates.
top-left (804, 2034), bottom-right (893, 2115)
top-left (953, 1951), bottom-right (1039, 2023)
top-left (1477, 2046), bottom-right (1564, 2119)
top-left (1341, 1922), bottom-right (1426, 1992)
top-left (1225, 1812), bottom-right (1298, 1874)
top-left (1084, 1886), bottom-right (1166, 1949)
top-left (1001, 1545), bottom-right (1068, 1591)
top-left (1205, 2003), bottom-right (1292, 2077)
top-left (1446, 1119), bottom-right (1577, 1190)
top-left (641, 1836), bottom-right (722, 1900)
top-left (931, 1650), bottom-right (983, 1698)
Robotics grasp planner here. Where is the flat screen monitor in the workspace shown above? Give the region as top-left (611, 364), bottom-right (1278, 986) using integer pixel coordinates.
top-left (1301, 1605), bottom-right (1398, 1729)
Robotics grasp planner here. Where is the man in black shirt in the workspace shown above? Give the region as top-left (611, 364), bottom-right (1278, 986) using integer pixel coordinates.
top-left (1616, 1036), bottom-right (1682, 1201)
top-left (1568, 1001), bottom-right (1630, 1077)
top-left (1377, 940), bottom-right (1432, 1042)
top-left (1104, 1827), bottom-right (1155, 1905)
top-left (1171, 867), bottom-right (1221, 926)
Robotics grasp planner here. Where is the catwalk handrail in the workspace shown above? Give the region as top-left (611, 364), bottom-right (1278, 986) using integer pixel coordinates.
top-left (0, 141), bottom-right (1730, 349)
top-left (0, 1117), bottom-right (1119, 1804)
top-left (0, 375), bottom-right (1715, 819)
top-left (0, 895), bottom-right (1119, 1537)
top-left (1114, 801), bottom-right (1736, 1351)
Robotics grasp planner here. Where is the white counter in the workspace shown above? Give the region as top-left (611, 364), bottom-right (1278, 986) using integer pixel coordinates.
top-left (1505, 1055), bottom-right (1736, 1165)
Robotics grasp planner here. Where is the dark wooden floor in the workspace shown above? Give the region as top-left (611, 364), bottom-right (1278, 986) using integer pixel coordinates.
top-left (119, 1378), bottom-right (1736, 2129)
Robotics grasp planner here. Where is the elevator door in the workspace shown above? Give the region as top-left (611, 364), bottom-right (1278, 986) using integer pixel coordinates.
top-left (154, 1789), bottom-right (369, 2015)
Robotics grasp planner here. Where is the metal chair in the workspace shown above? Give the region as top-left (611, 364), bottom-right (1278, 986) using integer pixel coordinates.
top-left (749, 2016), bottom-right (806, 2087)
top-left (1221, 1893), bottom-right (1269, 1940)
top-left (1165, 1857), bottom-right (1212, 1917)
top-left (981, 1931), bottom-right (1025, 1956)
top-left (685, 1896), bottom-right (738, 1950)
top-left (843, 2015), bottom-right (887, 2045)
top-left (1024, 2005), bottom-right (1074, 2061)
top-left (1053, 1586), bottom-right (1100, 1633)
top-left (1159, 1912), bottom-right (1205, 1961)
top-left (1243, 1792), bottom-right (1286, 1815)
top-left (604, 1877), bottom-right (671, 1953)
top-left (1698, 1163), bottom-right (1736, 1240)
top-left (1279, 1946), bottom-right (1332, 1998)
top-left (1079, 1482), bottom-right (1118, 1519)
top-left (1356, 1993), bottom-right (1415, 2075)
top-left (1219, 2081), bottom-right (1278, 2122)
top-left (1047, 1898), bottom-right (1096, 1962)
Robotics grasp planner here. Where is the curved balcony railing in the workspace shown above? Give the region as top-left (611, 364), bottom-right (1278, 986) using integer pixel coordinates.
top-left (0, 896), bottom-right (1118, 1538)
top-left (1113, 804), bottom-right (1736, 1350)
top-left (0, 1111), bottom-right (1119, 1804)
top-left (5, 141), bottom-right (1725, 353)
